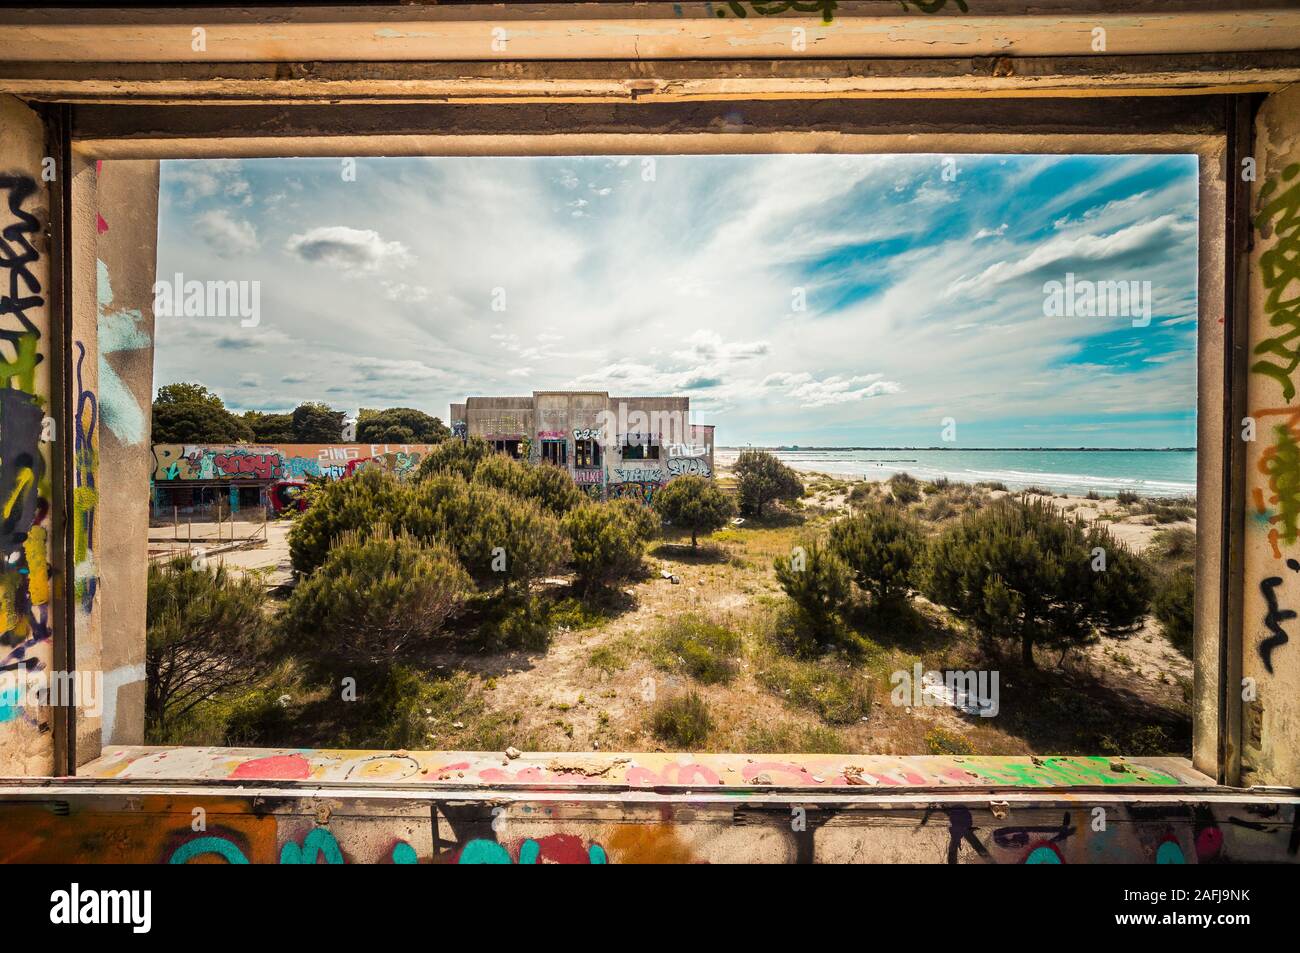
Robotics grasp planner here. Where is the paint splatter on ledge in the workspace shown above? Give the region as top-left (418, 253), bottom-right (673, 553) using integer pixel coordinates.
top-left (76, 745), bottom-right (1211, 789)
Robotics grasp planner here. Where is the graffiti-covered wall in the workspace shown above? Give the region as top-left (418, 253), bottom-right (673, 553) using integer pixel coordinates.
top-left (151, 443), bottom-right (436, 484)
top-left (1243, 85), bottom-right (1300, 788)
top-left (0, 747), bottom-right (1295, 864)
top-left (0, 97), bottom-right (55, 775)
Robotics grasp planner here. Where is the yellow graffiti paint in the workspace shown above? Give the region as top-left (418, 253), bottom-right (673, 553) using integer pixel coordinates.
top-left (2, 466), bottom-right (33, 519)
top-left (23, 525), bottom-right (48, 607)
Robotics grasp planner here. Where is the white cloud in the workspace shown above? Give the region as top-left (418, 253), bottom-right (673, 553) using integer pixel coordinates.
top-left (194, 209), bottom-right (259, 258)
top-left (285, 226), bottom-right (412, 273)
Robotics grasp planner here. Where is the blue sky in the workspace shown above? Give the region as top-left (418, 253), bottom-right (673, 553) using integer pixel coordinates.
top-left (154, 153), bottom-right (1198, 448)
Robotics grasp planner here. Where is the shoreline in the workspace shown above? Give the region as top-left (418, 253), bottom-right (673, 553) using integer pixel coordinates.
top-left (714, 451), bottom-right (1196, 500)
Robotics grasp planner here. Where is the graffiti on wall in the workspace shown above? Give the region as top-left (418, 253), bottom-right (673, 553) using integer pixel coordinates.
top-left (73, 342), bottom-right (98, 614)
top-left (1251, 162), bottom-right (1300, 403)
top-left (152, 444), bottom-right (436, 483)
top-left (1249, 161), bottom-right (1300, 689)
top-left (344, 450), bottom-right (424, 479)
top-left (666, 456), bottom-right (712, 477)
top-left (607, 479), bottom-right (663, 505)
top-left (0, 173), bottom-right (52, 765)
top-left (1, 745), bottom-right (1296, 864)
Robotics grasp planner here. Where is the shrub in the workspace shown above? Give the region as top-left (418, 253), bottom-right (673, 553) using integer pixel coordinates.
top-left (652, 474), bottom-right (735, 546)
top-left (562, 501), bottom-right (645, 594)
top-left (146, 556), bottom-right (275, 734)
top-left (521, 461), bottom-right (584, 515)
top-left (734, 449), bottom-right (804, 517)
top-left (609, 496), bottom-right (662, 542)
top-left (847, 482), bottom-right (875, 507)
top-left (828, 505), bottom-right (924, 610)
top-left (284, 526), bottom-right (471, 666)
top-left (650, 616), bottom-right (742, 684)
top-left (976, 481), bottom-right (1008, 492)
top-left (774, 538), bottom-right (851, 642)
top-left (403, 475), bottom-right (569, 591)
top-left (475, 593), bottom-right (554, 651)
top-left (922, 498), bottom-right (1151, 667)
top-left (1117, 490), bottom-right (1140, 505)
top-left (472, 452), bottom-right (582, 516)
top-left (416, 435), bottom-right (492, 481)
top-left (1085, 490), bottom-right (1101, 501)
top-left (1153, 563), bottom-right (1195, 657)
top-left (288, 467), bottom-right (407, 574)
top-left (649, 692), bottom-right (713, 748)
top-left (925, 726), bottom-right (974, 755)
top-left (1151, 525), bottom-right (1197, 564)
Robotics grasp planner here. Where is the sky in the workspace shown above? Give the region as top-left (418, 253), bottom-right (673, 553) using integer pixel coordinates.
top-left (153, 152), bottom-right (1198, 448)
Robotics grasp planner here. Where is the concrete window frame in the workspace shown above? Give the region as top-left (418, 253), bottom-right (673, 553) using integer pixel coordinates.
top-left (54, 94), bottom-right (1239, 784)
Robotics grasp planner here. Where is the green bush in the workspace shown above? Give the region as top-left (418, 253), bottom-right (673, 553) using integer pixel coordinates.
top-left (649, 692), bottom-right (713, 748)
top-left (475, 593), bottom-right (554, 651)
top-left (561, 501), bottom-right (645, 594)
top-left (1117, 490), bottom-right (1140, 505)
top-left (472, 453), bottom-right (583, 515)
top-left (1153, 563), bottom-right (1195, 657)
top-left (652, 474), bottom-right (735, 546)
top-left (402, 475), bottom-right (569, 591)
top-left (284, 526), bottom-right (471, 665)
top-left (847, 482), bottom-right (875, 508)
top-left (1151, 526), bottom-right (1197, 564)
top-left (416, 435), bottom-right (492, 481)
top-left (734, 449), bottom-right (804, 517)
top-left (650, 616), bottom-right (742, 684)
top-left (608, 497), bottom-right (662, 542)
top-left (288, 467), bottom-right (407, 574)
top-left (774, 538), bottom-right (851, 641)
top-left (146, 556), bottom-right (275, 735)
top-left (923, 498), bottom-right (1151, 667)
top-left (521, 461), bottom-right (584, 515)
top-left (828, 505), bottom-right (923, 609)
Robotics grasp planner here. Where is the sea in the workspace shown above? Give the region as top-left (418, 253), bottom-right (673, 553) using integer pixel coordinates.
top-left (713, 448), bottom-right (1196, 499)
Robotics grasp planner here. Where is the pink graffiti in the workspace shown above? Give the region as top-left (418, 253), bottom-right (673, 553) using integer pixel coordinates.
top-left (229, 753), bottom-right (311, 781)
top-left (214, 452), bottom-right (280, 480)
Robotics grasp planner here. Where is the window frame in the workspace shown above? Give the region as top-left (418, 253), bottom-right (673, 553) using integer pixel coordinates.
top-left (58, 95), bottom-right (1241, 784)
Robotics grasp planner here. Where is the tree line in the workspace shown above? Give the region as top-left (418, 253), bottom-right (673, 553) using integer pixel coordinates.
top-left (150, 381), bottom-right (452, 445)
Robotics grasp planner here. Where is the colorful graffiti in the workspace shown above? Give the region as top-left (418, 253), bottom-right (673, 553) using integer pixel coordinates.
top-left (0, 172), bottom-right (52, 770)
top-left (0, 747), bottom-right (1295, 864)
top-left (1251, 162), bottom-right (1300, 403)
top-left (608, 479), bottom-right (664, 504)
top-left (72, 341), bottom-right (98, 614)
top-left (345, 449), bottom-right (424, 479)
top-left (152, 443), bottom-right (435, 483)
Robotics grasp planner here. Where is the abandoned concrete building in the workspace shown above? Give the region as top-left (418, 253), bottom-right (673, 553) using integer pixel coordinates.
top-left (451, 392), bottom-right (714, 501)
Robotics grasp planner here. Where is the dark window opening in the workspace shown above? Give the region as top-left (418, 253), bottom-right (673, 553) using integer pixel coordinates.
top-left (541, 439), bottom-right (567, 466)
top-left (621, 434), bottom-right (660, 460)
top-left (575, 439), bottom-right (602, 469)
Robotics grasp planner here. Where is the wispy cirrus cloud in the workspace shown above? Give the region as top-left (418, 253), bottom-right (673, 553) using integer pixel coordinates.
top-left (154, 153), bottom-right (1198, 446)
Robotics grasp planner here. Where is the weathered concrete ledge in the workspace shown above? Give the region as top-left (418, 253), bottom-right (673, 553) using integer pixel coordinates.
top-left (0, 748), bottom-right (1293, 863)
top-left (78, 746), bottom-right (1213, 790)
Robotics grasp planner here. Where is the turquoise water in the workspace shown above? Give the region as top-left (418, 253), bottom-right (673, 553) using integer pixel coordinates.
top-left (715, 448), bottom-right (1196, 498)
